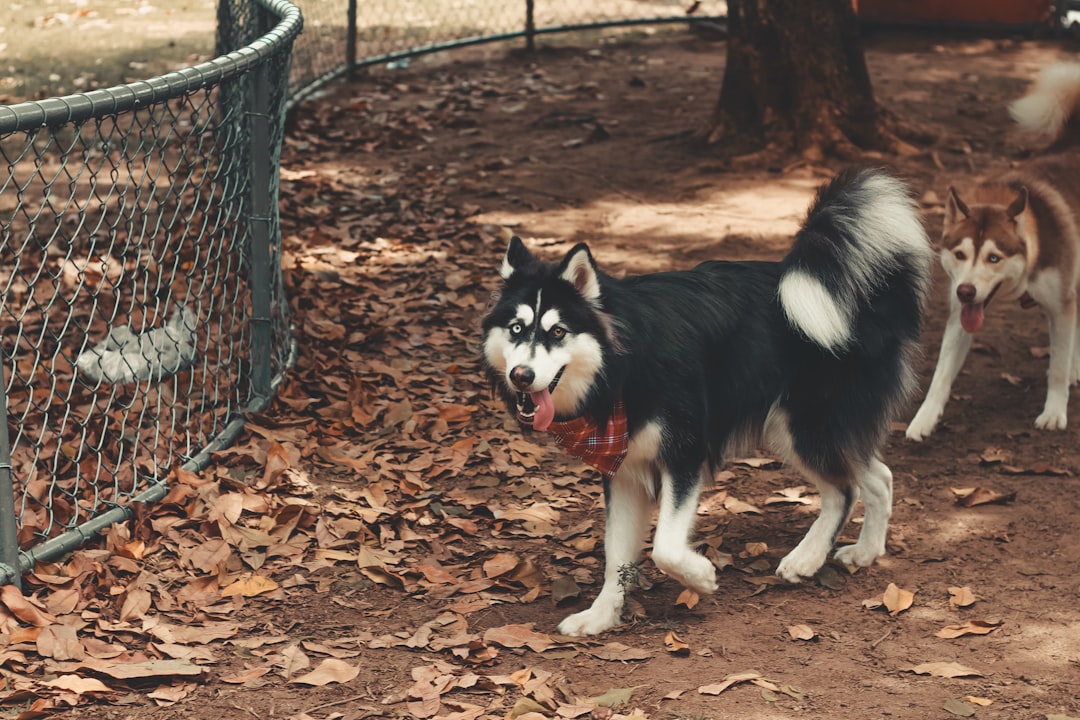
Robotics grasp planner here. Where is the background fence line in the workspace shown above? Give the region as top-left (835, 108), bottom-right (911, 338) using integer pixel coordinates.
top-left (287, 1), bottom-right (726, 109)
top-left (0, 0), bottom-right (726, 587)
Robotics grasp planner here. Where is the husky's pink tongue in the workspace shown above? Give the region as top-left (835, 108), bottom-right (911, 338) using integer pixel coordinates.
top-left (530, 389), bottom-right (555, 431)
top-left (960, 302), bottom-right (984, 333)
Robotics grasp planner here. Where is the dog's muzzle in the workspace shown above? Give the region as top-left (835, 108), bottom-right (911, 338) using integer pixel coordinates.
top-left (515, 367), bottom-right (564, 425)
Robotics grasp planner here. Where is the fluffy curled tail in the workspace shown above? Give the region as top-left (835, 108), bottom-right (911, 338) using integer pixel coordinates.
top-left (778, 167), bottom-right (932, 354)
top-left (1009, 61), bottom-right (1080, 147)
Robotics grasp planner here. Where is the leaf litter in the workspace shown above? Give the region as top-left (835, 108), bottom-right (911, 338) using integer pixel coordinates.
top-left (0, 27), bottom-right (1077, 720)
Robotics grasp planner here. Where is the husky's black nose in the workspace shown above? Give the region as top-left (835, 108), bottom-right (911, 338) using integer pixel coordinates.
top-left (956, 283), bottom-right (976, 303)
top-left (510, 365), bottom-right (535, 390)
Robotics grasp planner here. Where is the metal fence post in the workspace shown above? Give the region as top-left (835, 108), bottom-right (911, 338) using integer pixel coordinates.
top-left (525, 0), bottom-right (536, 51)
top-left (0, 364), bottom-right (20, 589)
top-left (247, 2), bottom-right (275, 405)
top-left (346, 0), bottom-right (358, 74)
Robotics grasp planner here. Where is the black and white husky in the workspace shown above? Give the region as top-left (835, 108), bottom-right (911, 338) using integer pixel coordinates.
top-left (482, 168), bottom-right (932, 636)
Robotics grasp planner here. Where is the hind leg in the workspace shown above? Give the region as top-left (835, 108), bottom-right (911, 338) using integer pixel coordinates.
top-left (650, 466), bottom-right (718, 595)
top-left (834, 457), bottom-right (893, 569)
top-left (776, 474), bottom-right (855, 583)
top-left (558, 472), bottom-right (653, 637)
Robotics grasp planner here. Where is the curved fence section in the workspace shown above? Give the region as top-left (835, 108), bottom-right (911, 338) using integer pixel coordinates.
top-left (0, 0), bottom-right (302, 585)
top-left (287, 0), bottom-right (727, 107)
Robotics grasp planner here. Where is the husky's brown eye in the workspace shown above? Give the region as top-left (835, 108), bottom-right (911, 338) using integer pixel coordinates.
top-left (954, 250), bottom-right (966, 261)
top-left (987, 254), bottom-right (1000, 264)
top-left (551, 326), bottom-right (566, 340)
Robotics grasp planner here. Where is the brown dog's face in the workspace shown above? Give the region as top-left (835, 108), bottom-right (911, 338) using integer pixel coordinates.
top-left (938, 186), bottom-right (1029, 332)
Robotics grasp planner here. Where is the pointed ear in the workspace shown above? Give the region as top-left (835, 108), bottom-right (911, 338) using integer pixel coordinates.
top-left (559, 243), bottom-right (601, 303)
top-left (500, 235), bottom-right (531, 280)
top-left (1006, 186), bottom-right (1028, 220)
top-left (944, 186), bottom-right (970, 226)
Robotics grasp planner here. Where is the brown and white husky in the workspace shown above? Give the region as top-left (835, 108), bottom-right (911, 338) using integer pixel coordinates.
top-left (907, 62), bottom-right (1080, 440)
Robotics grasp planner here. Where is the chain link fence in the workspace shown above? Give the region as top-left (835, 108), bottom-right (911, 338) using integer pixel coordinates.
top-left (0, 0), bottom-right (725, 586)
top-left (0, 0), bottom-right (301, 586)
top-left (288, 0), bottom-right (727, 106)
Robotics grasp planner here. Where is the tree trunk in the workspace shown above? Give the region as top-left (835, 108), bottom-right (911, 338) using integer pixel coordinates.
top-left (709, 0), bottom-right (904, 158)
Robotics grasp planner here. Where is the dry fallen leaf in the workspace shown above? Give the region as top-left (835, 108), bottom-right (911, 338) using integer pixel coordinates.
top-left (91, 659), bottom-right (207, 681)
top-left (907, 661), bottom-right (984, 679)
top-left (35, 623), bottom-right (84, 661)
top-left (588, 686), bottom-right (645, 708)
top-left (1, 585), bottom-right (59, 627)
top-left (787, 624), bottom-right (816, 641)
top-left (482, 552), bottom-right (520, 578)
top-left (220, 575), bottom-right (280, 598)
top-left (723, 496), bottom-right (762, 515)
top-left (220, 667), bottom-right (272, 684)
top-left (948, 586), bottom-right (977, 608)
top-left (951, 486), bottom-right (1017, 507)
top-left (482, 624), bottom-right (556, 653)
top-left (292, 658), bottom-right (360, 686)
top-left (935, 619), bottom-right (1003, 638)
top-left (42, 675), bottom-right (114, 695)
top-left (675, 589), bottom-right (699, 609)
top-left (664, 631), bottom-right (690, 656)
top-left (698, 670), bottom-right (762, 695)
top-left (763, 486), bottom-right (813, 506)
top-left (551, 575), bottom-right (581, 605)
top-left (882, 583), bottom-right (914, 615)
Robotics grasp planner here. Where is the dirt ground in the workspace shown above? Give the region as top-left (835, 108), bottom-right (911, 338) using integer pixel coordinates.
top-left (226, 28), bottom-right (1080, 720)
top-left (0, 0), bottom-right (214, 101)
top-left (6, 13), bottom-right (1080, 720)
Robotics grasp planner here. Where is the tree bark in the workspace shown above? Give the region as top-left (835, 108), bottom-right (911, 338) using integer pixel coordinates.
top-left (709, 0), bottom-right (903, 158)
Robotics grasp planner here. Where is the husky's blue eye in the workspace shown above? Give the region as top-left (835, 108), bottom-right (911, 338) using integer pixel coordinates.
top-left (987, 254), bottom-right (1000, 264)
top-left (509, 322), bottom-right (524, 336)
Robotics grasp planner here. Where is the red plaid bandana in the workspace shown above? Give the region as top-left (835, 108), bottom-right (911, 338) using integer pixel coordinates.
top-left (547, 401), bottom-right (629, 479)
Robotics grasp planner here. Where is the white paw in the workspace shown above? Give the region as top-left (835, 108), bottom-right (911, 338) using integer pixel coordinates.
top-left (904, 407), bottom-right (939, 441)
top-left (1035, 409), bottom-right (1067, 430)
top-left (776, 548), bottom-right (826, 584)
top-left (558, 604), bottom-right (622, 637)
top-left (834, 541), bottom-right (883, 570)
top-left (652, 552), bottom-right (718, 595)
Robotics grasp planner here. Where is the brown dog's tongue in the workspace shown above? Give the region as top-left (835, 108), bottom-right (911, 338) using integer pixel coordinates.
top-left (960, 302), bottom-right (984, 333)
top-left (531, 389), bottom-right (555, 431)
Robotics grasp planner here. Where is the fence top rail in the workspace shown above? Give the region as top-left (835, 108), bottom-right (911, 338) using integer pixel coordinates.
top-left (0, 0), bottom-right (303, 134)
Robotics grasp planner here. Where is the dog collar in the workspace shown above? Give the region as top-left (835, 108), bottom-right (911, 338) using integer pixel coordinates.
top-left (546, 401), bottom-right (629, 479)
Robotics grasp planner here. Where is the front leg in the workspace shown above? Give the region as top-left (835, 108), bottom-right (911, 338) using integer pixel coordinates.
top-left (558, 472), bottom-right (653, 637)
top-left (649, 466), bottom-right (718, 596)
top-left (1036, 295), bottom-right (1077, 430)
top-left (906, 307), bottom-right (974, 441)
